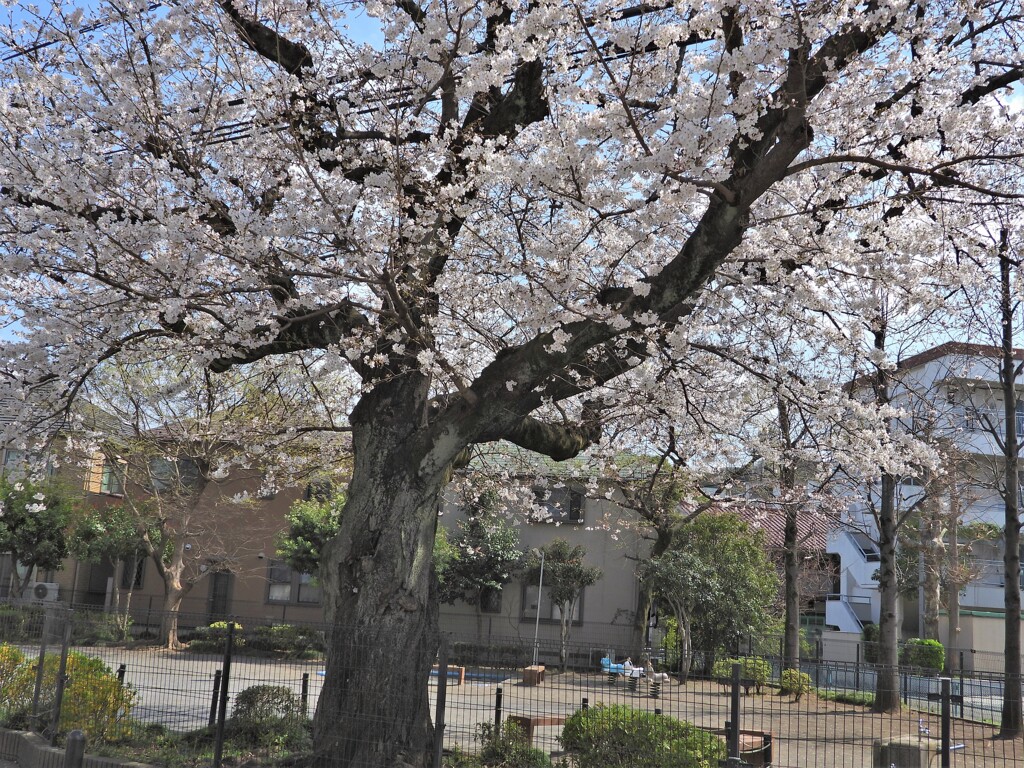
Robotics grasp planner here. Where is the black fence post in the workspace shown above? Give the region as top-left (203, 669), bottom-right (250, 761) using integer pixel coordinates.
top-left (116, 664), bottom-right (126, 686)
top-left (494, 686), bottom-right (503, 736)
top-left (432, 636), bottom-right (449, 768)
top-left (63, 730), bottom-right (86, 768)
top-left (581, 697), bottom-right (588, 710)
top-left (301, 672), bottom-right (310, 718)
top-left (729, 662), bottom-right (741, 760)
top-left (854, 643), bottom-right (861, 692)
top-left (212, 622), bottom-right (235, 768)
top-left (49, 614), bottom-right (74, 746)
top-left (940, 677), bottom-right (951, 768)
top-left (208, 670), bottom-right (223, 728)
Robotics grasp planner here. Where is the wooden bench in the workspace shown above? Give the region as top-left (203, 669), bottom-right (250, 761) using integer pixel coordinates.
top-left (522, 665), bottom-right (545, 686)
top-left (507, 714), bottom-right (567, 747)
top-left (431, 665), bottom-right (466, 685)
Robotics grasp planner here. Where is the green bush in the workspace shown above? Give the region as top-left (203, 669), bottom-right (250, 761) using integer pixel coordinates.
top-left (70, 611), bottom-right (126, 646)
top-left (0, 605), bottom-right (45, 642)
top-left (0, 644), bottom-right (29, 722)
top-left (711, 657), bottom-right (771, 694)
top-left (900, 638), bottom-right (945, 671)
top-left (473, 721), bottom-right (551, 767)
top-left (245, 624), bottom-right (325, 658)
top-left (561, 705), bottom-right (725, 768)
top-left (1, 647), bottom-right (135, 742)
top-left (779, 669), bottom-right (813, 701)
top-left (187, 622), bottom-right (244, 654)
top-left (862, 624), bottom-right (880, 664)
top-left (230, 684), bottom-right (309, 749)
top-left (451, 641), bottom-right (528, 667)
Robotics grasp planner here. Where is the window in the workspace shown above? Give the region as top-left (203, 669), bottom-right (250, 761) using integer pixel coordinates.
top-left (148, 456), bottom-right (202, 493)
top-left (267, 560), bottom-right (322, 604)
top-left (480, 586), bottom-right (502, 614)
top-left (120, 554), bottom-right (145, 589)
top-left (521, 584), bottom-right (583, 624)
top-left (532, 486), bottom-right (584, 524)
top-left (2, 448), bottom-right (25, 471)
top-left (85, 453), bottom-right (125, 496)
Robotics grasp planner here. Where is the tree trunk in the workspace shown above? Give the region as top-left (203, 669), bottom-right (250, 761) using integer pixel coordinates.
top-left (874, 472), bottom-right (902, 712)
top-left (946, 509), bottom-right (960, 673)
top-left (783, 504), bottom-right (801, 671)
top-left (313, 376), bottom-right (443, 768)
top-left (778, 398), bottom-right (801, 672)
top-left (679, 611), bottom-right (692, 684)
top-left (998, 237), bottom-right (1022, 737)
top-left (160, 583), bottom-right (190, 650)
top-left (920, 499), bottom-right (943, 641)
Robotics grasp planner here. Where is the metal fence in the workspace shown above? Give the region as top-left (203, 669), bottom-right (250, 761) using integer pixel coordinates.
top-left (1, 602), bottom-right (1023, 767)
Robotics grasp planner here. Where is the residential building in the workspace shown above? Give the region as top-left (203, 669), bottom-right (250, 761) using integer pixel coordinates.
top-left (825, 342), bottom-right (1024, 667)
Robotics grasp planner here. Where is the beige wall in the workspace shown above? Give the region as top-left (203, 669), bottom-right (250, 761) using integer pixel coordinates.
top-left (437, 489), bottom-right (647, 657)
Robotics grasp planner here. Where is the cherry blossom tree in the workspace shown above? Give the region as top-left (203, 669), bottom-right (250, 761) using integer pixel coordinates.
top-left (1, 1), bottom-right (1023, 764)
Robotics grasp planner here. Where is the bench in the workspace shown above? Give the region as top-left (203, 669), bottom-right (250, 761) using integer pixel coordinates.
top-left (507, 714), bottom-right (567, 747)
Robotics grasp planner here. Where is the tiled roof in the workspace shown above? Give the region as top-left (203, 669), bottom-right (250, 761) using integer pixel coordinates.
top-left (716, 501), bottom-right (831, 552)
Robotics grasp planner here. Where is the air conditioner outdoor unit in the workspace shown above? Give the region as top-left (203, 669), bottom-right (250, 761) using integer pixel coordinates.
top-left (29, 582), bottom-right (59, 602)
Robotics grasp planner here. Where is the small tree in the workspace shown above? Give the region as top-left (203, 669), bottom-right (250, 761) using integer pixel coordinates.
top-left (68, 502), bottom-right (147, 639)
top-left (276, 490), bottom-right (347, 576)
top-left (0, 476), bottom-right (73, 597)
top-left (436, 492), bottom-right (525, 638)
top-left (526, 539), bottom-right (601, 669)
top-left (642, 513), bottom-right (779, 677)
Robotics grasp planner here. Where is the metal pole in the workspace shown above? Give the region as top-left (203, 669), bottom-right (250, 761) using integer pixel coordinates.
top-left (49, 617), bottom-right (74, 746)
top-left (532, 550), bottom-right (545, 666)
top-left (729, 662), bottom-right (741, 760)
top-left (208, 670), bottom-right (223, 728)
top-left (432, 636), bottom-right (449, 768)
top-left (494, 686), bottom-right (504, 735)
top-left (940, 677), bottom-right (951, 768)
top-left (301, 672), bottom-right (310, 718)
top-left (212, 622), bottom-right (234, 768)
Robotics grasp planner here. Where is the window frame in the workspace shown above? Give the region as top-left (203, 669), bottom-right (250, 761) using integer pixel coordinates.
top-left (532, 485), bottom-right (585, 525)
top-left (266, 559), bottom-right (322, 605)
top-left (520, 583), bottom-right (584, 626)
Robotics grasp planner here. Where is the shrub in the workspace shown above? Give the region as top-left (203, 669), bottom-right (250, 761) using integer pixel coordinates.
top-left (779, 669), bottom-right (813, 701)
top-left (70, 611), bottom-right (125, 646)
top-left (230, 684), bottom-right (308, 749)
top-left (711, 657), bottom-right (771, 694)
top-left (862, 624), bottom-right (880, 664)
top-left (245, 624), bottom-right (326, 658)
top-left (451, 641), bottom-right (528, 667)
top-left (0, 606), bottom-right (45, 642)
top-left (0, 644), bottom-right (29, 722)
top-left (475, 721), bottom-right (551, 767)
top-left (561, 705), bottom-right (725, 768)
top-left (187, 622), bottom-right (244, 654)
top-left (5, 650), bottom-right (135, 742)
top-left (900, 638), bottom-right (945, 672)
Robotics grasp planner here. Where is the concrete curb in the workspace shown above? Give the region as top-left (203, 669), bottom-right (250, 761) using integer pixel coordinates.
top-left (0, 729), bottom-right (151, 768)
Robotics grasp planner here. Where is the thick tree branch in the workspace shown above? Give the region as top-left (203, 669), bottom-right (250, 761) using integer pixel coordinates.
top-left (217, 1), bottom-right (313, 76)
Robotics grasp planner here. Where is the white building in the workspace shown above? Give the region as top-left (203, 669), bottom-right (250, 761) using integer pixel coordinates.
top-left (825, 342), bottom-right (1023, 667)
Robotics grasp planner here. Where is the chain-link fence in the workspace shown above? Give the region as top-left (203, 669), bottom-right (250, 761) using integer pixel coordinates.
top-left (1, 602), bottom-right (1022, 767)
